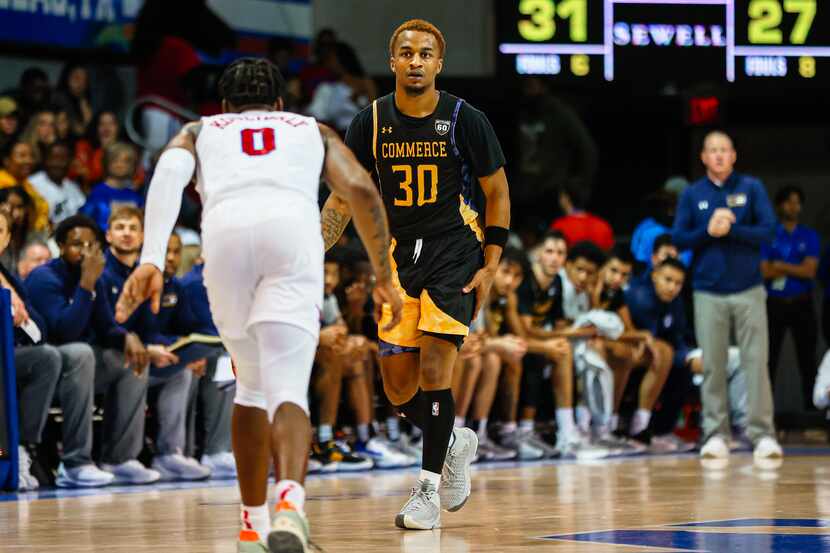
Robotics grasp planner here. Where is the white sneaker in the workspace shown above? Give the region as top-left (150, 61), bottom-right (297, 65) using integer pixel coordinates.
top-left (152, 454), bottom-right (212, 481)
top-left (358, 437), bottom-right (417, 468)
top-left (700, 435), bottom-right (730, 460)
top-left (753, 436), bottom-right (783, 469)
top-left (440, 427), bottom-right (478, 512)
top-left (55, 462), bottom-right (114, 488)
top-left (17, 446), bottom-right (39, 491)
top-left (102, 460), bottom-right (161, 485)
top-left (201, 451), bottom-right (237, 479)
top-left (395, 479), bottom-right (441, 530)
top-left (398, 434), bottom-right (423, 463)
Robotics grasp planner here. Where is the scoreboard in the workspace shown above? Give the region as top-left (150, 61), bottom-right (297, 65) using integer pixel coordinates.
top-left (497, 0), bottom-right (829, 83)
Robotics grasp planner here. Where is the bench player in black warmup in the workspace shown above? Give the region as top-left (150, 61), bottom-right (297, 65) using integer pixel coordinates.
top-left (321, 19), bottom-right (510, 530)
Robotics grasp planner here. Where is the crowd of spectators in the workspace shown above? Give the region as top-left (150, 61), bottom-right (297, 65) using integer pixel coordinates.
top-left (3, 37), bottom-right (829, 492)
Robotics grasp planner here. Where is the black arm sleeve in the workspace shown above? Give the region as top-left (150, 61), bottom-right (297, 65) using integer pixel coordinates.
top-left (457, 103), bottom-right (506, 178)
top-left (344, 105), bottom-right (375, 174)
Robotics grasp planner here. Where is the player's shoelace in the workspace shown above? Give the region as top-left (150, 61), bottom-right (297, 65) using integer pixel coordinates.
top-left (403, 481), bottom-right (438, 515)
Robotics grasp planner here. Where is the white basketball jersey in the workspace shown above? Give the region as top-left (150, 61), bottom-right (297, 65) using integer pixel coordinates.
top-left (195, 111), bottom-right (324, 222)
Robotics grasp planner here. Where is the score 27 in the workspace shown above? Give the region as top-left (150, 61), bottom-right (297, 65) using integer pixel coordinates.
top-left (749, 0), bottom-right (816, 44)
top-left (518, 0), bottom-right (587, 42)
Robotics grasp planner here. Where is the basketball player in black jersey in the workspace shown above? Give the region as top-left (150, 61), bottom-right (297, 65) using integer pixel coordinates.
top-left (321, 19), bottom-right (510, 530)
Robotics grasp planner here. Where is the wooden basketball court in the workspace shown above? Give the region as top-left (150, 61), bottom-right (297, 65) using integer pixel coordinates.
top-left (3, 450), bottom-right (830, 552)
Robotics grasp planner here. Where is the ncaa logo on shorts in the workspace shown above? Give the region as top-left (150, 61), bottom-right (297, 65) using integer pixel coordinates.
top-left (435, 120), bottom-right (450, 136)
top-left (432, 402), bottom-right (440, 416)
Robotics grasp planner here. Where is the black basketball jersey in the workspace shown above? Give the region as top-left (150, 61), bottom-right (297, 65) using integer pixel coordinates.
top-left (487, 292), bottom-right (511, 336)
top-left (345, 91), bottom-right (505, 241)
top-left (517, 272), bottom-right (564, 328)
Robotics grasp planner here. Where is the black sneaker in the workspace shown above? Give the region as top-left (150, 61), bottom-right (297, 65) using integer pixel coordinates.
top-left (311, 441), bottom-right (374, 473)
top-left (24, 443), bottom-right (54, 487)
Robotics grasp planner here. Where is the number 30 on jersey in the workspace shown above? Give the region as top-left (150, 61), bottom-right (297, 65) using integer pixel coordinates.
top-left (392, 164), bottom-right (438, 207)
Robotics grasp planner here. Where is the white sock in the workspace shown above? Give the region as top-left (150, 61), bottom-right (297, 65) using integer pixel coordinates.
top-left (476, 418), bottom-right (488, 438)
top-left (575, 406), bottom-right (591, 433)
top-left (519, 419), bottom-right (534, 433)
top-left (419, 469), bottom-right (441, 489)
top-left (357, 423), bottom-right (371, 443)
top-left (555, 408), bottom-right (576, 436)
top-left (631, 409), bottom-right (652, 436)
top-left (610, 413), bottom-right (620, 432)
top-left (318, 424), bottom-right (333, 443)
top-left (501, 422), bottom-right (517, 435)
top-left (386, 416), bottom-right (401, 442)
top-left (241, 504), bottom-right (270, 540)
top-left (275, 479), bottom-right (306, 512)
top-left (454, 415), bottom-right (465, 428)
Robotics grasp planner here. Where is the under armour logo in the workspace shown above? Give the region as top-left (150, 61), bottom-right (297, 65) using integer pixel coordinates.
top-left (432, 402), bottom-right (440, 416)
top-left (381, 126), bottom-right (393, 134)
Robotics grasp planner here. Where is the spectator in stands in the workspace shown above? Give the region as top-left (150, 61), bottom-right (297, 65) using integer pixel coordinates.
top-left (631, 190), bottom-right (692, 268)
top-left (98, 206), bottom-right (207, 481)
top-left (0, 140), bottom-right (50, 231)
top-left (299, 28), bottom-right (339, 104)
top-left (80, 142), bottom-right (144, 231)
top-left (310, 254), bottom-right (379, 472)
top-left (0, 210), bottom-right (60, 490)
top-left (514, 77), bottom-right (598, 222)
top-left (673, 130), bottom-right (781, 464)
top-left (591, 246), bottom-right (658, 449)
top-left (54, 108), bottom-right (74, 147)
top-left (625, 258), bottom-right (696, 451)
top-left (307, 42), bottom-right (377, 134)
top-left (820, 248), bottom-right (830, 347)
top-left (25, 214), bottom-right (160, 486)
top-left (512, 234), bottom-right (595, 456)
top-left (0, 187), bottom-right (46, 275)
top-left (20, 110), bottom-right (57, 167)
top-left (550, 182), bottom-right (614, 251)
top-left (761, 185), bottom-right (820, 409)
top-left (13, 68), bottom-right (51, 125)
top-left (155, 234), bottom-right (235, 478)
top-left (454, 248), bottom-right (528, 461)
top-left (178, 258), bottom-right (237, 472)
top-left (267, 37), bottom-right (304, 112)
top-left (17, 239), bottom-right (51, 280)
top-left (28, 141), bottom-right (86, 225)
top-left (0, 97), bottom-right (20, 152)
top-left (71, 110), bottom-right (123, 189)
top-left (53, 63), bottom-right (94, 140)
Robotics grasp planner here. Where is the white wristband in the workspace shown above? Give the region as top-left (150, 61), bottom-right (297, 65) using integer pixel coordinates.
top-left (139, 147), bottom-right (195, 271)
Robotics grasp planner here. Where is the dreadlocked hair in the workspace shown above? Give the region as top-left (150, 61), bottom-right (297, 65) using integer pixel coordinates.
top-left (218, 57), bottom-right (285, 108)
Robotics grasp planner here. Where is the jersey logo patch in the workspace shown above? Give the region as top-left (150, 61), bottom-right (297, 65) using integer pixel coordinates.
top-left (435, 120), bottom-right (450, 136)
top-left (381, 126), bottom-right (393, 134)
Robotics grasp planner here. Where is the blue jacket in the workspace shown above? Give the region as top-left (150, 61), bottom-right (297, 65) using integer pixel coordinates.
top-left (99, 249), bottom-right (155, 342)
top-left (625, 280), bottom-right (689, 369)
top-left (672, 172), bottom-right (775, 294)
top-left (79, 182), bottom-right (144, 231)
top-left (148, 275), bottom-right (211, 346)
top-left (630, 217), bottom-right (692, 268)
top-left (24, 258), bottom-right (127, 348)
top-left (179, 263), bottom-right (218, 336)
top-left (0, 262), bottom-right (47, 346)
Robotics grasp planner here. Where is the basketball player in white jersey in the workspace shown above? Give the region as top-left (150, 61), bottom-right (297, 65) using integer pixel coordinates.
top-left (114, 58), bottom-right (401, 553)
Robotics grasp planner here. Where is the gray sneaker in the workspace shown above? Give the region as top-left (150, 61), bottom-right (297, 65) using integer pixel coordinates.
top-left (440, 427), bottom-right (478, 512)
top-left (477, 435), bottom-right (517, 462)
top-left (499, 430), bottom-right (544, 460)
top-left (395, 479), bottom-right (441, 530)
top-left (522, 430), bottom-right (561, 459)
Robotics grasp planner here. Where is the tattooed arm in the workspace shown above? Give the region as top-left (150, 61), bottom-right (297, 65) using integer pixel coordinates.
top-left (321, 193), bottom-right (352, 251)
top-left (318, 123), bottom-right (401, 330)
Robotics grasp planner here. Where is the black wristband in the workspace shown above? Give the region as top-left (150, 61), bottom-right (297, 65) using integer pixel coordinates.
top-left (484, 226), bottom-right (509, 248)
